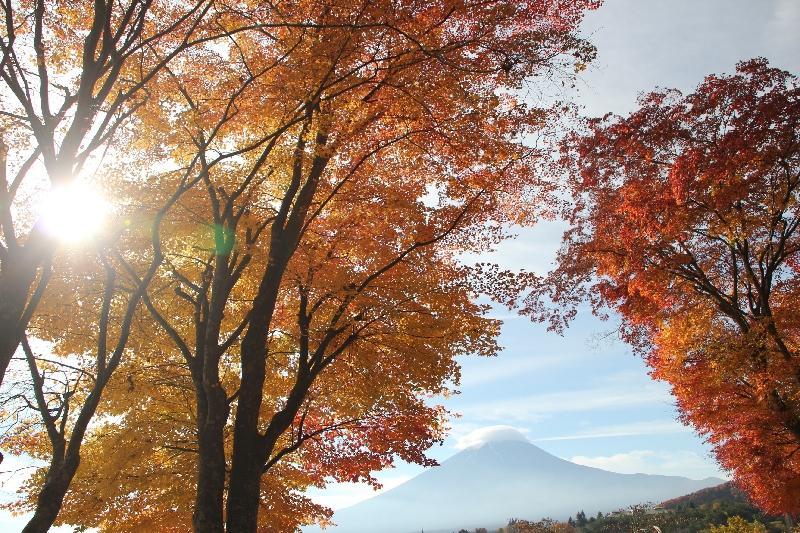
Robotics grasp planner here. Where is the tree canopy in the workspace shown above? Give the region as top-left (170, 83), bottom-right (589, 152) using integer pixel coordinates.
top-left (528, 59), bottom-right (800, 514)
top-left (0, 1), bottom-right (600, 531)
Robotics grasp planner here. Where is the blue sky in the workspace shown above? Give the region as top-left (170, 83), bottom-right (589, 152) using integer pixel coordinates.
top-left (2, 1), bottom-right (799, 529)
top-left (308, 0), bottom-right (800, 512)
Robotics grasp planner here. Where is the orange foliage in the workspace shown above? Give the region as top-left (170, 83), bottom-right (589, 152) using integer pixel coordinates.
top-left (2, 0), bottom-right (600, 531)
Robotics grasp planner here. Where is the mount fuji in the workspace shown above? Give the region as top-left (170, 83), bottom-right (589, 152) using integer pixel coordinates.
top-left (312, 430), bottom-right (722, 532)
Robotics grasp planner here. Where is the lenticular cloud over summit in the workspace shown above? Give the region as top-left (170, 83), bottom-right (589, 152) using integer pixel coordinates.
top-left (455, 425), bottom-right (530, 449)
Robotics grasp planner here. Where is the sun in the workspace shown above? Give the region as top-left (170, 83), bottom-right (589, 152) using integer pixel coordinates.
top-left (38, 181), bottom-right (112, 244)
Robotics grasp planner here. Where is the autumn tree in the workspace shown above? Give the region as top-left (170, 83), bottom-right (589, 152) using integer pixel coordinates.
top-left (0, 2), bottom-right (307, 531)
top-left (3, 173), bottom-right (196, 533)
top-left (0, 3), bottom-right (272, 531)
top-left (708, 516), bottom-right (769, 533)
top-left (5, 0), bottom-right (601, 532)
top-left (0, 0), bottom-right (216, 389)
top-left (528, 59), bottom-right (800, 513)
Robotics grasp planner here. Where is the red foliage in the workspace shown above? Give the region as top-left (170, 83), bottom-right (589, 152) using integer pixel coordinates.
top-left (528, 59), bottom-right (800, 513)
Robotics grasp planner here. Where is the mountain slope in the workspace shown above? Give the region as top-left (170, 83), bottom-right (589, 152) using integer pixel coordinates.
top-left (661, 482), bottom-right (750, 509)
top-left (318, 438), bottom-right (722, 533)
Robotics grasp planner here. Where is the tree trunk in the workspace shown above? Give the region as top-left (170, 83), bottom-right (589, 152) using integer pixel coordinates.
top-left (225, 442), bottom-right (264, 533)
top-left (225, 342), bottom-right (268, 533)
top-left (0, 230), bottom-right (52, 387)
top-left (0, 265), bottom-right (38, 383)
top-left (193, 384), bottom-right (229, 533)
top-left (224, 182), bottom-right (321, 531)
top-left (21, 459), bottom-right (78, 533)
top-left (226, 365), bottom-right (312, 532)
top-left (225, 249), bottom-right (288, 532)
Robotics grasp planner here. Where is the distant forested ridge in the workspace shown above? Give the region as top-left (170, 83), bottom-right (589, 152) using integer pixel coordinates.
top-left (461, 483), bottom-right (794, 533)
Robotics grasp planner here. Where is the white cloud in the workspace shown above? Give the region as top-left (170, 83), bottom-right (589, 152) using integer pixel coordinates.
top-left (570, 449), bottom-right (727, 480)
top-left (454, 425), bottom-right (530, 450)
top-left (459, 383), bottom-right (672, 423)
top-left (534, 420), bottom-right (690, 442)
